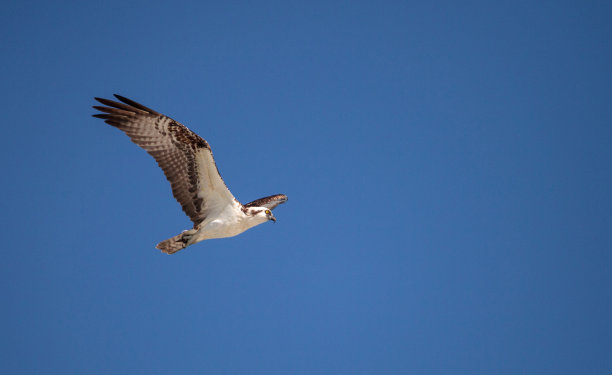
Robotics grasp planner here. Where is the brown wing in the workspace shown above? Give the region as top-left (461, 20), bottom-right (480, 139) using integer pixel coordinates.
top-left (244, 194), bottom-right (288, 210)
top-left (92, 95), bottom-right (236, 226)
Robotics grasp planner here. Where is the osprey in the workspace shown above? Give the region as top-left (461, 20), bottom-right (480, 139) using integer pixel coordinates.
top-left (92, 95), bottom-right (287, 254)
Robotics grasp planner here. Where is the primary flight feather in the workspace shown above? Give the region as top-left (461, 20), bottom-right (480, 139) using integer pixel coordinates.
top-left (93, 95), bottom-right (287, 254)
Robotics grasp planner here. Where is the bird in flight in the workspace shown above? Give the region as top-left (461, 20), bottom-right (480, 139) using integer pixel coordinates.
top-left (92, 95), bottom-right (287, 254)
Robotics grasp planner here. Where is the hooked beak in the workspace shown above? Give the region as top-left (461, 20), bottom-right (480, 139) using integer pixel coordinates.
top-left (270, 215), bottom-right (276, 223)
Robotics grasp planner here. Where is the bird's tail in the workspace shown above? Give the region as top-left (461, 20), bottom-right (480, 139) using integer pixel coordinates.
top-left (156, 232), bottom-right (190, 254)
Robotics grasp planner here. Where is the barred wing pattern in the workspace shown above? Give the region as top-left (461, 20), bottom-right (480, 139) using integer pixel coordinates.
top-left (93, 95), bottom-right (236, 226)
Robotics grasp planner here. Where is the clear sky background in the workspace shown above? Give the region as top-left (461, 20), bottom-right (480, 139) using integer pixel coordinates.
top-left (1, 1), bottom-right (611, 374)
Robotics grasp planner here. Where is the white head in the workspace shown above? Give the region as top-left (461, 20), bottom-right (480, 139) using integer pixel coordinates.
top-left (244, 207), bottom-right (276, 223)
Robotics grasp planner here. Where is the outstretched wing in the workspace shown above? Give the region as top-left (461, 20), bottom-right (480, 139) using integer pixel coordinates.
top-left (93, 95), bottom-right (236, 226)
top-left (244, 194), bottom-right (288, 210)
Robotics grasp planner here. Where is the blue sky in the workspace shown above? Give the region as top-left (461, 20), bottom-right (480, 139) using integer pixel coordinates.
top-left (1, 0), bottom-right (611, 373)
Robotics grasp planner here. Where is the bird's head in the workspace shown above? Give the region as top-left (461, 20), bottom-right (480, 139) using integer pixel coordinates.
top-left (246, 207), bottom-right (276, 223)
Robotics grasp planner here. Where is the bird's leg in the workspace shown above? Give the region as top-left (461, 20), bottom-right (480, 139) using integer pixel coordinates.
top-left (180, 227), bottom-right (199, 244)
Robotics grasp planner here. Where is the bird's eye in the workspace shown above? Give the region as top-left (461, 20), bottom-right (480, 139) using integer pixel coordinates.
top-left (265, 210), bottom-right (271, 215)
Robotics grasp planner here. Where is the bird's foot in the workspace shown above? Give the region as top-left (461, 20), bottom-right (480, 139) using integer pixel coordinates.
top-left (180, 228), bottom-right (199, 244)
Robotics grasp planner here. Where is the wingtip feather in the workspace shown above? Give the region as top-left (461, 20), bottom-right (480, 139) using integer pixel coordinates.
top-left (113, 94), bottom-right (159, 114)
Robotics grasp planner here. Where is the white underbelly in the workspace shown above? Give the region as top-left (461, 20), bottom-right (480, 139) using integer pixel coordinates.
top-left (197, 219), bottom-right (248, 240)
top-left (189, 203), bottom-right (267, 243)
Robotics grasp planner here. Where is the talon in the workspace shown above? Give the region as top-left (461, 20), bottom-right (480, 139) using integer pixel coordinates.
top-left (180, 228), bottom-right (198, 244)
